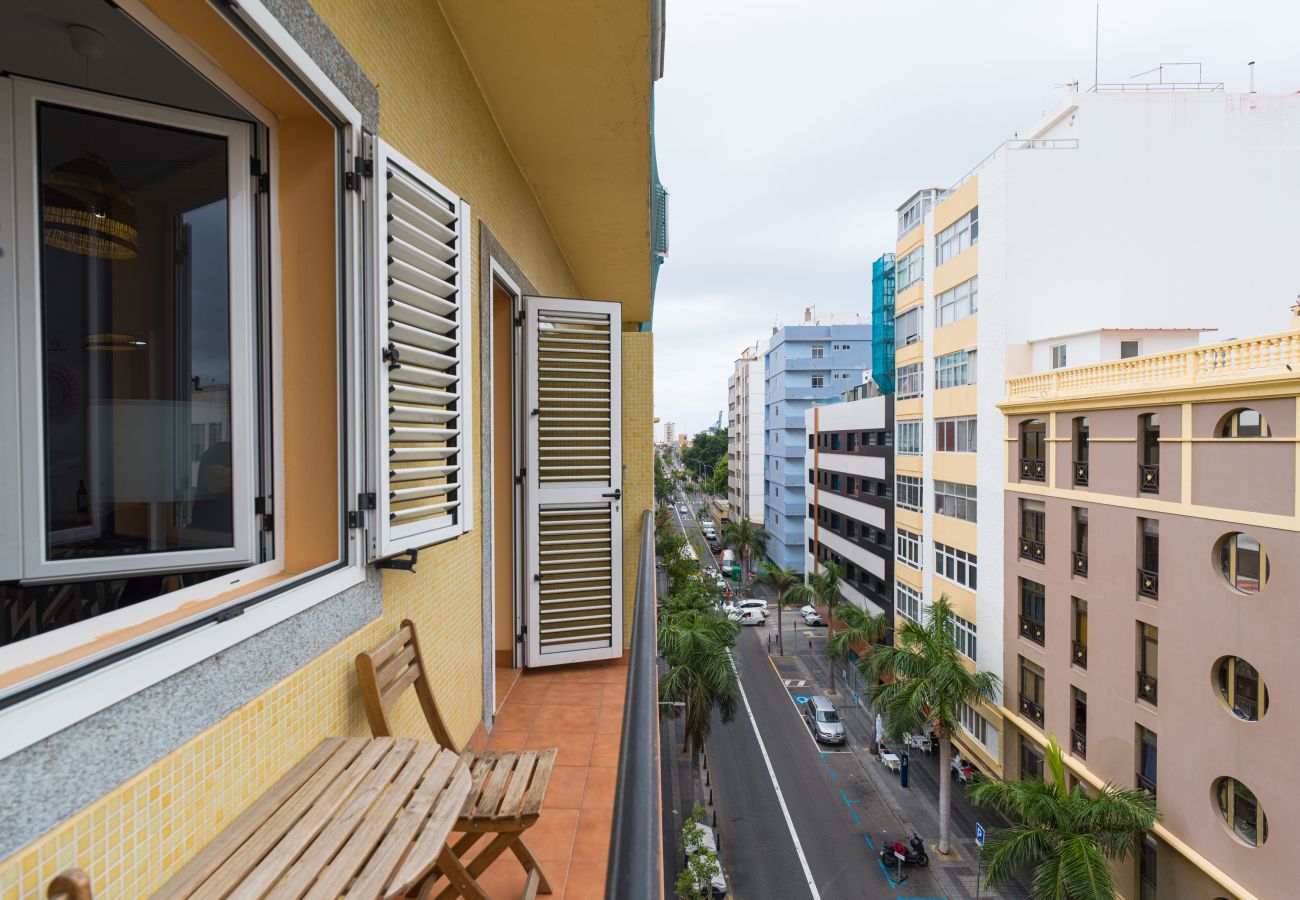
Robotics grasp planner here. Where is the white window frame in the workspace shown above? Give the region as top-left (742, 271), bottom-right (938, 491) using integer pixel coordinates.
top-left (5, 79), bottom-right (258, 583)
top-left (896, 246), bottom-right (923, 291)
top-left (896, 582), bottom-right (923, 624)
top-left (935, 277), bottom-right (978, 328)
top-left (1051, 343), bottom-right (1068, 369)
top-left (934, 479), bottom-right (978, 522)
top-left (810, 345), bottom-right (825, 359)
top-left (935, 416), bottom-right (978, 453)
top-left (896, 527), bottom-right (923, 570)
top-left (935, 541), bottom-right (978, 590)
top-left (895, 305), bottom-right (922, 346)
top-left (946, 612), bottom-right (977, 660)
top-left (811, 375), bottom-right (824, 388)
top-left (896, 362), bottom-right (924, 400)
top-left (934, 349), bottom-right (975, 389)
top-left (896, 420), bottom-right (923, 455)
top-left (896, 474), bottom-right (923, 512)
top-left (935, 206), bottom-right (978, 265)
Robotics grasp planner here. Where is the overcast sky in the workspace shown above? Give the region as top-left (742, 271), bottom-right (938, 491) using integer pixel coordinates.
top-left (651, 0), bottom-right (1300, 439)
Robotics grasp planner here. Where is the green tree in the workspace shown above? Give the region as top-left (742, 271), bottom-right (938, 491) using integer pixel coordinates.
top-left (859, 595), bottom-right (1000, 855)
top-left (659, 607), bottom-right (740, 755)
top-left (756, 562), bottom-right (802, 655)
top-left (968, 735), bottom-right (1160, 900)
top-left (681, 428), bottom-right (728, 484)
top-left (675, 804), bottom-right (722, 900)
top-left (721, 518), bottom-right (770, 586)
top-left (826, 597), bottom-right (889, 693)
top-left (706, 457), bottom-right (728, 496)
top-left (655, 452), bottom-right (670, 502)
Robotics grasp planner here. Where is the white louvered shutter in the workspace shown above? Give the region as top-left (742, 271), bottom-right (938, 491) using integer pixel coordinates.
top-left (371, 141), bottom-right (472, 559)
top-left (523, 296), bottom-right (623, 666)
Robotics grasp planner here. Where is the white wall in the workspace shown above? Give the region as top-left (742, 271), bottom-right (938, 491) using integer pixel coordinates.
top-left (1026, 329), bottom-right (1214, 373)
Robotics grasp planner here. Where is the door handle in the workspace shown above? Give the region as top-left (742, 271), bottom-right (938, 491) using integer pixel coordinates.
top-left (602, 488), bottom-right (622, 499)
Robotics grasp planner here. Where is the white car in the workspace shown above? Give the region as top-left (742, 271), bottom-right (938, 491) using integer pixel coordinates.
top-left (801, 608), bottom-right (824, 626)
top-left (799, 604), bottom-right (818, 618)
top-left (678, 504), bottom-right (689, 514)
top-left (723, 598), bottom-right (768, 616)
top-left (728, 608), bottom-right (767, 626)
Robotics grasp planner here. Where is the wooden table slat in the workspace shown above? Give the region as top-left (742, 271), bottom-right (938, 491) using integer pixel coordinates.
top-left (520, 749), bottom-right (557, 820)
top-left (460, 752), bottom-right (495, 818)
top-left (302, 747), bottom-right (456, 900)
top-left (154, 738), bottom-right (348, 900)
top-left (385, 761), bottom-right (472, 897)
top-left (496, 751), bottom-right (536, 820)
top-left (472, 753), bottom-right (516, 822)
top-left (242, 739), bottom-right (415, 900)
top-left (193, 739), bottom-right (372, 899)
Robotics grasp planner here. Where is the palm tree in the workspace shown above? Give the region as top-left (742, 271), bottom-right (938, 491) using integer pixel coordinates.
top-left (721, 518), bottom-right (770, 588)
top-left (826, 599), bottom-right (889, 694)
top-left (968, 735), bottom-right (1160, 900)
top-left (802, 561), bottom-right (849, 693)
top-left (859, 595), bottom-right (1000, 855)
top-left (756, 561), bottom-right (802, 655)
top-left (658, 608), bottom-right (740, 755)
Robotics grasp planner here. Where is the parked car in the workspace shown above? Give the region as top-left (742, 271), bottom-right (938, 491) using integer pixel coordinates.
top-left (799, 604), bottom-right (818, 618)
top-left (684, 821), bottom-right (728, 897)
top-left (707, 538), bottom-right (721, 553)
top-left (804, 696), bottom-right (846, 744)
top-left (800, 607), bottom-right (824, 626)
top-left (723, 598), bottom-right (768, 615)
top-left (678, 503), bottom-right (689, 514)
top-left (728, 608), bottom-right (767, 626)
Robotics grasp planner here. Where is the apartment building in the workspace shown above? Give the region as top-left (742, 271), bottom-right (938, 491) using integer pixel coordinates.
top-left (1001, 324), bottom-right (1300, 900)
top-left (763, 315), bottom-right (871, 570)
top-left (889, 87), bottom-right (1300, 779)
top-left (803, 390), bottom-right (895, 618)
top-left (727, 340), bottom-right (768, 525)
top-left (0, 1), bottom-right (665, 897)
top-left (664, 420), bottom-right (677, 447)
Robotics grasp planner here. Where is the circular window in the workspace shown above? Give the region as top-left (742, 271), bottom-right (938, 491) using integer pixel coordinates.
top-left (1213, 657), bottom-right (1268, 721)
top-left (1214, 777), bottom-right (1268, 846)
top-left (1215, 533), bottom-right (1269, 594)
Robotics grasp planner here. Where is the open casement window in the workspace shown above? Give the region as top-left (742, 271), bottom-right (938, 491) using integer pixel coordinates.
top-left (523, 296), bottom-right (623, 666)
top-left (369, 141), bottom-right (473, 560)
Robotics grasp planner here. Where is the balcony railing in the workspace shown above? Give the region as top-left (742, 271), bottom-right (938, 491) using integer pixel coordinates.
top-left (1019, 615), bottom-right (1045, 646)
top-left (1138, 568), bottom-right (1159, 600)
top-left (1073, 460), bottom-right (1089, 486)
top-left (1072, 550), bottom-right (1088, 577)
top-left (1139, 463), bottom-right (1160, 493)
top-left (1005, 329), bottom-right (1300, 401)
top-left (1070, 728), bottom-right (1087, 759)
top-left (1019, 693), bottom-right (1045, 727)
top-left (1019, 537), bottom-right (1045, 563)
top-left (1136, 772), bottom-right (1157, 799)
top-left (606, 509), bottom-right (661, 900)
top-left (1137, 671), bottom-right (1159, 705)
top-left (1019, 457), bottom-right (1046, 481)
top-left (1071, 640), bottom-right (1088, 669)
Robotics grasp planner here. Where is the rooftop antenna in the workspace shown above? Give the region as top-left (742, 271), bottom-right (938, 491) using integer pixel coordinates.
top-left (1130, 62), bottom-right (1204, 85)
top-left (1249, 60), bottom-right (1256, 92)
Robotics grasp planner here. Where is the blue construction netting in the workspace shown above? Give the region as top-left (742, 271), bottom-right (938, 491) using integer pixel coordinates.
top-left (870, 253), bottom-right (896, 394)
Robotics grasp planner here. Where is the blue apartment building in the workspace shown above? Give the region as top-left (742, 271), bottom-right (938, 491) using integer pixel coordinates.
top-left (762, 321), bottom-right (871, 570)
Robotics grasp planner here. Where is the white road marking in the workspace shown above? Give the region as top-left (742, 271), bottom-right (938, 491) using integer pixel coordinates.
top-left (729, 650), bottom-right (823, 900)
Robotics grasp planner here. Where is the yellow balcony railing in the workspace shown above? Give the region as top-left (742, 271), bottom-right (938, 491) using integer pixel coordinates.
top-left (1005, 329), bottom-right (1300, 402)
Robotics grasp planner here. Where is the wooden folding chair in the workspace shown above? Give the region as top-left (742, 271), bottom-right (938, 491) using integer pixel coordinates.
top-left (357, 620), bottom-right (556, 899)
top-left (48, 870), bottom-right (93, 900)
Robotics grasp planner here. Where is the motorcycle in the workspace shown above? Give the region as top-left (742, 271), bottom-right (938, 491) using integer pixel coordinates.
top-left (878, 833), bottom-right (929, 868)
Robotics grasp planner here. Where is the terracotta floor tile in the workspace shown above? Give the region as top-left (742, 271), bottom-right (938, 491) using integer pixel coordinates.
top-left (563, 861), bottom-right (608, 899)
top-left (494, 702), bottom-right (541, 732)
top-left (588, 732), bottom-right (621, 767)
top-left (543, 681), bottom-right (602, 705)
top-left (543, 765), bottom-right (588, 809)
top-left (505, 680), bottom-right (553, 705)
top-left (533, 858), bottom-right (570, 898)
top-left (468, 858), bottom-right (529, 898)
top-left (526, 729), bottom-right (594, 767)
top-left (523, 807), bottom-right (580, 860)
top-left (534, 704), bottom-right (596, 733)
top-left (545, 665), bottom-right (613, 685)
top-left (486, 728), bottom-right (528, 753)
top-left (595, 706), bottom-right (626, 733)
top-left (600, 682), bottom-right (629, 704)
top-left (579, 765), bottom-right (617, 809)
top-left (571, 808), bottom-right (615, 862)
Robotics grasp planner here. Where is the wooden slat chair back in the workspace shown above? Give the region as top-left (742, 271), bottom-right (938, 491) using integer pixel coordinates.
top-left (48, 870), bottom-right (93, 900)
top-left (356, 620), bottom-right (557, 900)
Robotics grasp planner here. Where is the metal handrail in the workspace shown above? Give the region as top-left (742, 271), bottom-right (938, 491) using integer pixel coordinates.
top-left (1019, 457), bottom-right (1046, 482)
top-left (1137, 671), bottom-right (1159, 705)
top-left (1071, 640), bottom-right (1088, 669)
top-left (941, 138), bottom-right (1080, 198)
top-left (1138, 567), bottom-right (1159, 600)
top-left (1073, 460), bottom-right (1089, 486)
top-left (606, 509), bottom-right (660, 900)
top-left (1019, 537), bottom-right (1046, 563)
top-left (1070, 728), bottom-right (1087, 759)
top-left (1072, 550), bottom-right (1088, 577)
top-left (1019, 615), bottom-right (1045, 646)
top-left (1019, 694), bottom-right (1045, 726)
top-left (1139, 463), bottom-right (1160, 493)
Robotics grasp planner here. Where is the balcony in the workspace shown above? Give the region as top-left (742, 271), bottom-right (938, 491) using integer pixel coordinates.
top-left (1071, 640), bottom-right (1088, 669)
top-left (1137, 671), bottom-right (1159, 705)
top-left (1138, 568), bottom-right (1159, 600)
top-left (1018, 537), bottom-right (1045, 564)
top-left (1019, 694), bottom-right (1045, 727)
top-left (1019, 615), bottom-right (1045, 646)
top-left (1073, 460), bottom-right (1089, 487)
top-left (1070, 728), bottom-right (1087, 759)
top-left (1139, 463), bottom-right (1160, 493)
top-left (1019, 457), bottom-right (1046, 482)
top-left (1071, 550), bottom-right (1088, 577)
top-left (1136, 772), bottom-right (1157, 799)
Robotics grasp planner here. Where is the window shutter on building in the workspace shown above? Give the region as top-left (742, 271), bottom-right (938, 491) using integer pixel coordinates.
top-left (370, 141), bottom-right (472, 560)
top-left (523, 296), bottom-right (623, 666)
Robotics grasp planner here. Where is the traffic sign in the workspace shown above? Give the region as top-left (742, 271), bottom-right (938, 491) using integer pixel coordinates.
top-left (975, 822), bottom-right (985, 846)
top-left (894, 849), bottom-right (906, 861)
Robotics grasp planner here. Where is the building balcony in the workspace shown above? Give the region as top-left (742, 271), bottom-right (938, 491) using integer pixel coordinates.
top-left (1019, 457), bottom-right (1046, 482)
top-left (1071, 640), bottom-right (1088, 669)
top-left (1073, 460), bottom-right (1089, 487)
top-left (1070, 728), bottom-right (1087, 759)
top-left (1137, 671), bottom-right (1159, 705)
top-left (1018, 694), bottom-right (1045, 727)
top-left (1019, 615), bottom-right (1045, 646)
top-left (1072, 551), bottom-right (1088, 578)
top-left (1139, 463), bottom-right (1160, 493)
top-left (1138, 567), bottom-right (1159, 600)
top-left (1018, 537), bottom-right (1045, 564)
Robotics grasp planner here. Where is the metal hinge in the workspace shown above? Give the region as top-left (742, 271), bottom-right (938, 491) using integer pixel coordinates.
top-left (376, 549), bottom-right (418, 572)
top-left (514, 310), bottom-right (525, 327)
top-left (514, 468), bottom-right (526, 486)
top-left (250, 157), bottom-right (268, 193)
top-left (344, 155), bottom-right (373, 192)
top-left (515, 626), bottom-right (527, 644)
top-left (254, 496), bottom-right (274, 531)
top-left (348, 492), bottom-right (377, 529)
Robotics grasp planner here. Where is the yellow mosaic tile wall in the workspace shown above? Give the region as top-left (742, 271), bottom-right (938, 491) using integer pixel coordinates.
top-left (621, 330), bottom-right (655, 647)
top-left (0, 1), bottom-right (610, 897)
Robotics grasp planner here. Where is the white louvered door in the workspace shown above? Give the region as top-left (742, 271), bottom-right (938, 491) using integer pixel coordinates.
top-left (371, 141), bottom-right (472, 559)
top-left (523, 296), bottom-right (623, 666)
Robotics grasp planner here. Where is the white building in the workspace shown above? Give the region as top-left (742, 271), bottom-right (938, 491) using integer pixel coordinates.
top-left (663, 421), bottom-right (676, 448)
top-left (726, 340), bottom-right (767, 525)
top-left (891, 87), bottom-right (1300, 779)
top-left (803, 391), bottom-right (894, 619)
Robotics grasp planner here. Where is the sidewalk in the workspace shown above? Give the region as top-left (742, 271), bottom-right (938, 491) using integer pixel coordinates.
top-left (774, 617), bottom-right (1032, 900)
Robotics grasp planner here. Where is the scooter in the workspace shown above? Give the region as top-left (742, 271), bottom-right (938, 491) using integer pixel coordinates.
top-left (879, 833), bottom-right (929, 868)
